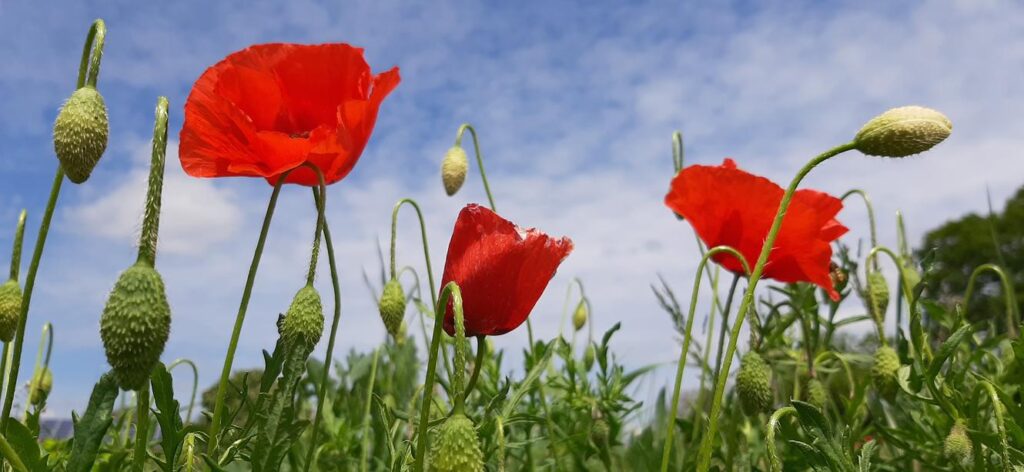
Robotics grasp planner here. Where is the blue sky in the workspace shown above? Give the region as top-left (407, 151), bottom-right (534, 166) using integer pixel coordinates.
top-left (0, 0), bottom-right (1022, 419)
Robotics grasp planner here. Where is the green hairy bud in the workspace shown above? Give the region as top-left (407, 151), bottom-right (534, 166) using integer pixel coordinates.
top-left (441, 145), bottom-right (469, 196)
top-left (866, 271), bottom-right (890, 323)
top-left (280, 284), bottom-right (324, 353)
top-left (378, 278), bottom-right (406, 338)
top-left (53, 86), bottom-right (109, 183)
top-left (943, 420), bottom-right (972, 465)
top-left (0, 279), bottom-right (23, 342)
top-left (805, 378), bottom-right (828, 409)
top-left (854, 105), bottom-right (951, 158)
top-left (871, 346), bottom-right (900, 399)
top-left (29, 367), bottom-right (52, 406)
top-left (736, 352), bottom-right (773, 415)
top-left (430, 413), bottom-right (484, 472)
top-left (572, 299), bottom-right (588, 332)
top-left (100, 263), bottom-right (171, 391)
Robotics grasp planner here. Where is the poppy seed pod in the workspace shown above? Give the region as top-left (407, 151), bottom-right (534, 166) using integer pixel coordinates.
top-left (429, 413), bottom-right (484, 472)
top-left (943, 420), bottom-right (972, 464)
top-left (854, 106), bottom-right (951, 158)
top-left (736, 352), bottom-right (773, 415)
top-left (378, 278), bottom-right (406, 338)
top-left (280, 285), bottom-right (324, 353)
top-left (441, 145), bottom-right (469, 196)
top-left (866, 271), bottom-right (890, 323)
top-left (100, 263), bottom-right (171, 391)
top-left (53, 86), bottom-right (109, 183)
top-left (0, 279), bottom-right (23, 342)
top-left (29, 367), bottom-right (52, 406)
top-left (871, 346), bottom-right (900, 398)
top-left (572, 299), bottom-right (587, 332)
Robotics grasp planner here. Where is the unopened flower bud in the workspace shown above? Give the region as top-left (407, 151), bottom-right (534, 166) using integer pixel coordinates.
top-left (572, 299), bottom-right (587, 332)
top-left (429, 413), bottom-right (483, 472)
top-left (804, 378), bottom-right (827, 409)
top-left (583, 344), bottom-right (596, 371)
top-left (736, 352), bottom-right (773, 415)
top-left (871, 346), bottom-right (900, 399)
top-left (944, 420), bottom-right (972, 465)
top-left (280, 284), bottom-right (325, 354)
top-left (29, 368), bottom-right (52, 406)
top-left (854, 106), bottom-right (951, 158)
top-left (100, 263), bottom-right (171, 391)
top-left (441, 146), bottom-right (469, 196)
top-left (866, 271), bottom-right (890, 324)
top-left (378, 278), bottom-right (406, 338)
top-left (0, 280), bottom-right (23, 342)
top-left (53, 86), bottom-right (109, 183)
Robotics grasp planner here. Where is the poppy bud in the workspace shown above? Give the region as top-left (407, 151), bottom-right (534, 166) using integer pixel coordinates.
top-left (100, 263), bottom-right (171, 391)
top-left (572, 299), bottom-right (587, 332)
top-left (901, 260), bottom-right (921, 294)
top-left (29, 367), bottom-right (52, 406)
top-left (429, 413), bottom-right (483, 472)
top-left (53, 86), bottom-right (109, 183)
top-left (441, 146), bottom-right (469, 196)
top-left (943, 420), bottom-right (972, 464)
top-left (854, 106), bottom-right (951, 158)
top-left (871, 346), bottom-right (900, 399)
top-left (804, 378), bottom-right (827, 409)
top-left (280, 284), bottom-right (324, 353)
top-left (736, 352), bottom-right (773, 415)
top-left (583, 344), bottom-right (596, 371)
top-left (0, 279), bottom-right (23, 342)
top-left (378, 278), bottom-right (406, 338)
top-left (829, 262), bottom-right (848, 294)
top-left (866, 271), bottom-right (890, 323)
top-left (591, 415), bottom-right (610, 446)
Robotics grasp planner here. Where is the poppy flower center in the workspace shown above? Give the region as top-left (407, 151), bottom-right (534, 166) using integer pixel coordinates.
top-left (289, 130), bottom-right (311, 139)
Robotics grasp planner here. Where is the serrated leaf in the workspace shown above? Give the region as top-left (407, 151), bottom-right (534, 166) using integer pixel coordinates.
top-left (67, 371), bottom-right (119, 472)
top-left (926, 322), bottom-right (975, 380)
top-left (151, 362), bottom-right (185, 471)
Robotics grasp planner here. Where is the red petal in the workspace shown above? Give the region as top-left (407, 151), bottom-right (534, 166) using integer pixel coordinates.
top-left (439, 205), bottom-right (573, 337)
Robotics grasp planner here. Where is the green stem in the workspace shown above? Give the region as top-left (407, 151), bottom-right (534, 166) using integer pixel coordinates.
top-left (8, 210), bottom-right (26, 281)
top-left (451, 293), bottom-right (468, 414)
top-left (207, 171), bottom-right (290, 454)
top-left (558, 278), bottom-right (586, 338)
top-left (463, 336), bottom-right (486, 402)
top-left (964, 263), bottom-right (1019, 338)
top-left (0, 343), bottom-right (7, 409)
top-left (137, 97), bottom-right (169, 268)
top-left (359, 347), bottom-right (380, 472)
top-left (414, 281), bottom-right (463, 472)
top-left (0, 430), bottom-right (28, 472)
top-left (766, 406), bottom-right (796, 472)
top-left (25, 323), bottom-right (52, 418)
top-left (660, 247), bottom-right (749, 472)
top-left (866, 246), bottom-right (920, 351)
top-left (712, 275), bottom-right (742, 382)
top-left (454, 124), bottom-right (497, 212)
top-left (693, 265), bottom-right (720, 436)
top-left (301, 163), bottom-right (327, 285)
top-left (672, 131), bottom-right (684, 173)
top-left (979, 381), bottom-right (1010, 472)
top-left (167, 358), bottom-right (199, 422)
top-left (133, 385), bottom-right (150, 472)
top-left (840, 189), bottom-right (878, 269)
top-left (696, 142), bottom-right (856, 471)
top-left (1, 168), bottom-right (64, 433)
top-left (80, 20), bottom-right (106, 88)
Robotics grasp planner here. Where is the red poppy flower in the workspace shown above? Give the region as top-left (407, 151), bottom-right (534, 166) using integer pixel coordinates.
top-left (179, 43), bottom-right (400, 186)
top-left (665, 158), bottom-right (848, 300)
top-left (440, 204), bottom-right (574, 337)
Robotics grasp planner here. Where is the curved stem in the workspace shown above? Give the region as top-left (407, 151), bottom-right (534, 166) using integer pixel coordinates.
top-left (137, 97), bottom-right (169, 268)
top-left (455, 124), bottom-right (497, 212)
top-left (414, 281), bottom-right (463, 472)
top-left (390, 199), bottom-right (437, 307)
top-left (766, 406), bottom-right (797, 472)
top-left (207, 170), bottom-right (290, 453)
top-left (696, 142), bottom-right (856, 471)
top-left (978, 381), bottom-right (1010, 472)
top-left (660, 247), bottom-right (749, 472)
top-left (672, 131), bottom-right (684, 174)
top-left (8, 210), bottom-right (26, 281)
top-left (463, 336), bottom-right (486, 402)
top-left (558, 277), bottom-right (586, 338)
top-left (1, 168), bottom-right (64, 433)
top-left (693, 265), bottom-right (720, 436)
top-left (813, 351), bottom-right (855, 399)
top-left (132, 385), bottom-right (150, 472)
top-left (451, 292), bottom-right (468, 414)
top-left (167, 358), bottom-right (199, 422)
top-left (0, 431), bottom-right (28, 472)
top-left (301, 163), bottom-right (327, 285)
top-left (866, 246), bottom-right (919, 349)
top-left (840, 189), bottom-right (878, 269)
top-left (304, 184), bottom-right (342, 472)
top-left (711, 275), bottom-right (742, 383)
top-left (80, 20), bottom-right (106, 88)
top-left (359, 347), bottom-right (380, 472)
top-left (964, 263), bottom-right (1019, 338)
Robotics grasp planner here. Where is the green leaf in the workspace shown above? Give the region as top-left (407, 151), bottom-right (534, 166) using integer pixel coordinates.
top-left (858, 440), bottom-right (877, 472)
top-left (5, 419), bottom-right (42, 471)
top-left (926, 322), bottom-right (975, 380)
top-left (67, 371), bottom-right (119, 472)
top-left (792, 400), bottom-right (831, 437)
top-left (151, 362), bottom-right (185, 472)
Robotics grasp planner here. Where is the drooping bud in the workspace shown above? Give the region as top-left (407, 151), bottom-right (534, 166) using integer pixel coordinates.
top-left (591, 410), bottom-right (610, 446)
top-left (280, 284), bottom-right (325, 354)
top-left (854, 106), bottom-right (951, 158)
top-left (901, 260), bottom-right (921, 294)
top-left (583, 343), bottom-right (596, 371)
top-left (441, 146), bottom-right (469, 196)
top-left (829, 262), bottom-right (848, 294)
top-left (53, 86), bottom-right (109, 183)
top-left (378, 278), bottom-right (406, 338)
top-left (871, 346), bottom-right (900, 399)
top-left (804, 378), bottom-right (827, 409)
top-left (0, 280), bottom-right (23, 342)
top-left (29, 367), bottom-right (52, 406)
top-left (429, 413), bottom-right (484, 472)
top-left (572, 299), bottom-right (588, 332)
top-left (943, 420), bottom-right (972, 465)
top-left (100, 263), bottom-right (171, 391)
top-left (736, 352), bottom-right (773, 415)
top-left (866, 271), bottom-right (890, 323)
